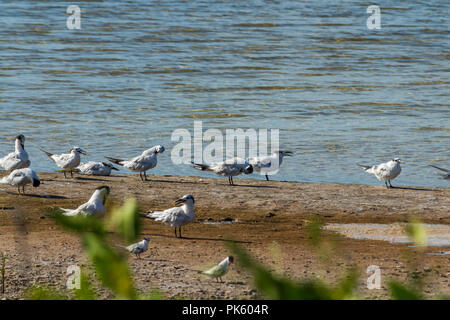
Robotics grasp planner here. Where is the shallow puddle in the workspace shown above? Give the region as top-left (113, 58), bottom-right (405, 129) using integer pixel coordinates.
top-left (324, 223), bottom-right (450, 252)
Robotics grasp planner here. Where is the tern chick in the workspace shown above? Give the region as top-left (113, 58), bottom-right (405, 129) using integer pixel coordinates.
top-left (116, 237), bottom-right (151, 259)
top-left (202, 256), bottom-right (234, 283)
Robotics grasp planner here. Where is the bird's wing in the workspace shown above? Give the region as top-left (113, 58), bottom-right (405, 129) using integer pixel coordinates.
top-left (148, 206), bottom-right (188, 225)
top-left (0, 153), bottom-right (22, 170)
top-left (61, 202), bottom-right (92, 216)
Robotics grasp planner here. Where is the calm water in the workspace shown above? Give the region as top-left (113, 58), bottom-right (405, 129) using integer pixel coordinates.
top-left (0, 1), bottom-right (448, 186)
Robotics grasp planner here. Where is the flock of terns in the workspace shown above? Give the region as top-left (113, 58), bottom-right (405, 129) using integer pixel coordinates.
top-left (0, 134), bottom-right (448, 282)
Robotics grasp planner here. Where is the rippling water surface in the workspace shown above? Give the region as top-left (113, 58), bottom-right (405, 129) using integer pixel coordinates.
top-left (0, 1), bottom-right (448, 186)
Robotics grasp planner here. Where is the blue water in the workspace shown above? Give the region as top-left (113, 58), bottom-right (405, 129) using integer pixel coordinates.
top-left (0, 1), bottom-right (448, 187)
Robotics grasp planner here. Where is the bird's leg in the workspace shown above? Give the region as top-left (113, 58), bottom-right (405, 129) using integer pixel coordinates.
top-left (139, 172), bottom-right (143, 181)
top-left (22, 186), bottom-right (25, 194)
top-left (144, 171), bottom-right (149, 181)
top-left (265, 174), bottom-right (269, 181)
top-left (389, 180), bottom-right (394, 188)
top-left (64, 171), bottom-right (67, 179)
top-left (230, 176), bottom-right (234, 186)
top-left (70, 170), bottom-right (73, 178)
top-left (17, 187), bottom-right (21, 194)
top-left (385, 181), bottom-right (389, 189)
top-left (174, 227), bottom-right (178, 238)
top-left (179, 227), bottom-right (182, 238)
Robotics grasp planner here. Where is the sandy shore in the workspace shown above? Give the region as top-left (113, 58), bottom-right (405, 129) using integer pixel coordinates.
top-left (0, 172), bottom-right (449, 299)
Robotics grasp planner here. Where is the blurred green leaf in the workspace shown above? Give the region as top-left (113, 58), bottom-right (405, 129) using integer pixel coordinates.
top-left (229, 243), bottom-right (358, 300)
top-left (27, 286), bottom-right (66, 300)
top-left (388, 281), bottom-right (422, 300)
top-left (109, 198), bottom-right (140, 243)
top-left (74, 272), bottom-right (97, 300)
top-left (405, 220), bottom-right (427, 248)
top-left (51, 210), bottom-right (106, 236)
top-left (82, 233), bottom-right (136, 299)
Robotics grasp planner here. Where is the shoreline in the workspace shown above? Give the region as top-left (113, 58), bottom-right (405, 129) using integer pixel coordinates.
top-left (0, 172), bottom-right (449, 299)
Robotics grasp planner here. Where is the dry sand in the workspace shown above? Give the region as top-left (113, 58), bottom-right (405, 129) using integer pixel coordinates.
top-left (0, 172), bottom-right (449, 299)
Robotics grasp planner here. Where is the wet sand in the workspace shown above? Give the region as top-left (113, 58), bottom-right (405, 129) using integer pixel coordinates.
top-left (0, 172), bottom-right (449, 299)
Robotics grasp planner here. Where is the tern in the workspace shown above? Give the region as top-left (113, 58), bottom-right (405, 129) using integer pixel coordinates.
top-left (77, 161), bottom-right (119, 176)
top-left (430, 165), bottom-right (449, 179)
top-left (0, 135), bottom-right (30, 171)
top-left (40, 146), bottom-right (87, 178)
top-left (140, 194), bottom-right (195, 238)
top-left (116, 237), bottom-right (151, 259)
top-left (358, 158), bottom-right (403, 188)
top-left (202, 256), bottom-right (234, 283)
top-left (0, 168), bottom-right (40, 194)
top-left (60, 186), bottom-right (110, 217)
top-left (247, 150), bottom-right (293, 181)
top-left (106, 145), bottom-right (165, 181)
top-left (191, 157), bottom-right (253, 185)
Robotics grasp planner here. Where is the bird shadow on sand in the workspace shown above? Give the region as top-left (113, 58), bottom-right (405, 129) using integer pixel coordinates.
top-left (390, 186), bottom-right (438, 192)
top-left (230, 184), bottom-right (279, 189)
top-left (74, 176), bottom-right (111, 182)
top-left (138, 179), bottom-right (209, 185)
top-left (4, 191), bottom-right (68, 199)
top-left (146, 233), bottom-right (251, 244)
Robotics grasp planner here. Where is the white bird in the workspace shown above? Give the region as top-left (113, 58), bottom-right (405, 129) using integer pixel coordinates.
top-left (192, 157), bottom-right (253, 185)
top-left (77, 161), bottom-right (119, 176)
top-left (430, 165), bottom-right (449, 179)
top-left (0, 134), bottom-right (30, 171)
top-left (0, 168), bottom-right (40, 194)
top-left (141, 194), bottom-right (195, 238)
top-left (358, 158), bottom-right (403, 188)
top-left (60, 186), bottom-right (110, 217)
top-left (116, 237), bottom-right (151, 259)
top-left (41, 146), bottom-right (87, 178)
top-left (202, 256), bottom-right (234, 282)
top-left (247, 150), bottom-right (293, 181)
top-left (106, 145), bottom-right (165, 181)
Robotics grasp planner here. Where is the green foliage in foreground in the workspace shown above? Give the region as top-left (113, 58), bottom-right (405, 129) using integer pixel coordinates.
top-left (26, 204), bottom-right (447, 300)
top-left (229, 243), bottom-right (359, 300)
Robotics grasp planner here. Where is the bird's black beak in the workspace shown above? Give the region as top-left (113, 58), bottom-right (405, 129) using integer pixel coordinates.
top-left (33, 179), bottom-right (40, 188)
top-left (285, 151), bottom-right (293, 156)
top-left (174, 198), bottom-right (186, 205)
top-left (111, 166), bottom-right (119, 171)
top-left (79, 149), bottom-right (88, 155)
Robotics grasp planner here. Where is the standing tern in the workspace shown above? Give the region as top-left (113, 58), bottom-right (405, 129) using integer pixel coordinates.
top-left (116, 237), bottom-right (151, 259)
top-left (77, 161), bottom-right (119, 176)
top-left (0, 134), bottom-right (30, 171)
top-left (40, 146), bottom-right (87, 178)
top-left (0, 168), bottom-right (40, 194)
top-left (202, 256), bottom-right (234, 282)
top-left (358, 158), bottom-right (403, 188)
top-left (140, 194), bottom-right (195, 238)
top-left (247, 150), bottom-right (293, 181)
top-left (60, 186), bottom-right (110, 217)
top-left (106, 145), bottom-right (165, 181)
top-left (430, 165), bottom-right (449, 179)
top-left (191, 157), bottom-right (253, 185)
